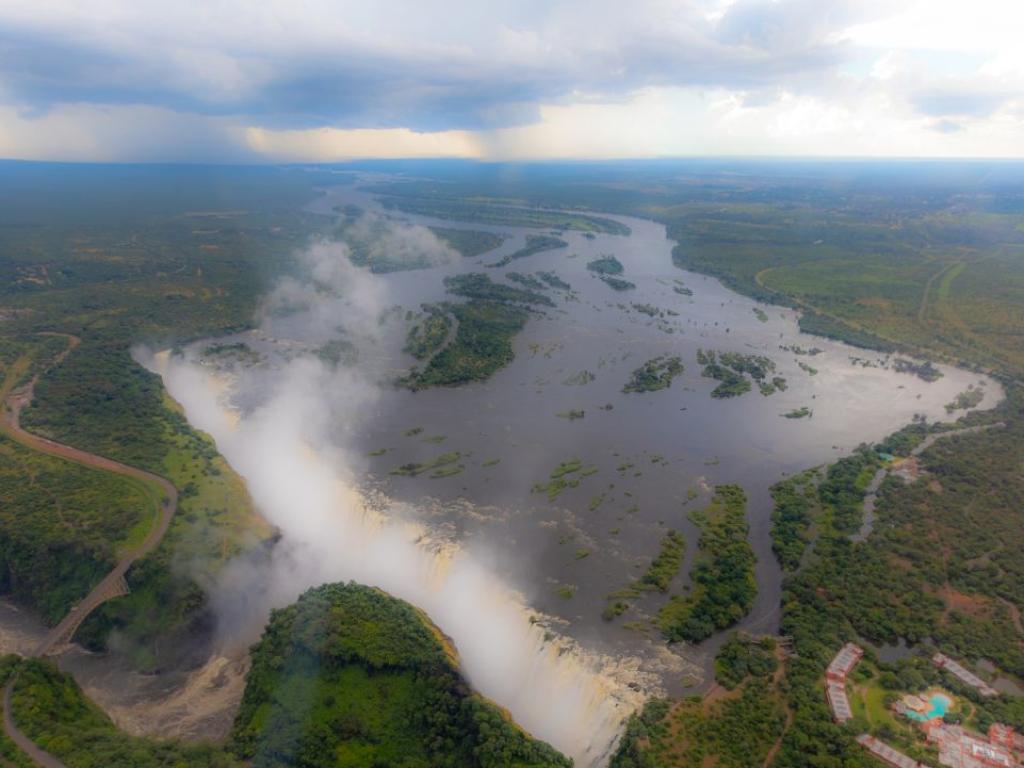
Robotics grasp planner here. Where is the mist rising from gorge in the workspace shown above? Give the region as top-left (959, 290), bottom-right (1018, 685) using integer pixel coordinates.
top-left (143, 230), bottom-right (646, 765)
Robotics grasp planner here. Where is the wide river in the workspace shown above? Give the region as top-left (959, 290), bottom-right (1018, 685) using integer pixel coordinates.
top-left (22, 181), bottom-right (999, 766)
top-left (257, 183), bottom-right (1000, 685)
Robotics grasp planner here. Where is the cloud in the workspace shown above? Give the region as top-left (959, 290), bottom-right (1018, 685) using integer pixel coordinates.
top-left (0, 0), bottom-right (1022, 159)
top-left (0, 104), bottom-right (252, 162)
top-left (910, 88), bottom-right (1011, 119)
top-left (930, 119), bottom-right (964, 134)
top-left (0, 0), bottom-right (862, 131)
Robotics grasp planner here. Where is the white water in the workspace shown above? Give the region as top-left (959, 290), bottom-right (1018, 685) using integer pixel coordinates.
top-left (151, 351), bottom-right (650, 766)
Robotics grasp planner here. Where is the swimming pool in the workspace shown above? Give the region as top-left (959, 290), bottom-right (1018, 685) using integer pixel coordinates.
top-left (905, 693), bottom-right (952, 721)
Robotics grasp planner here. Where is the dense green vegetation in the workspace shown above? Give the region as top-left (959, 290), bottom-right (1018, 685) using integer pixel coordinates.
top-left (945, 385), bottom-right (985, 413)
top-left (404, 305), bottom-right (453, 360)
top-left (402, 272), bottom-right (555, 388)
top-left (1, 334), bottom-right (269, 669)
top-left (601, 275), bottom-right (636, 291)
top-left (586, 255), bottom-right (624, 275)
top-left (430, 227), bottom-right (505, 258)
top-left (0, 655), bottom-right (33, 767)
top-left (0, 167), bottom-right (296, 667)
top-left (443, 272), bottom-right (554, 307)
top-left (506, 272), bottom-right (546, 290)
top-left (756, 393), bottom-right (1024, 767)
top-left (489, 235), bottom-right (567, 268)
top-left (782, 406), bottom-right (812, 419)
top-left (701, 362), bottom-right (750, 398)
top-left (402, 300), bottom-right (528, 389)
top-left (232, 582), bottom-right (570, 768)
top-left (10, 657), bottom-right (238, 768)
top-left (818, 447), bottom-right (881, 535)
top-left (769, 469), bottom-right (822, 572)
top-left (0, 432), bottom-right (155, 623)
top-left (639, 531), bottom-right (687, 592)
top-left (537, 271), bottom-right (572, 291)
top-left (604, 530), bottom-right (687, 622)
top-left (697, 349), bottom-right (783, 398)
top-left (531, 457), bottom-right (598, 501)
top-left (611, 681), bottom-right (785, 768)
top-left (622, 356), bottom-right (684, 393)
top-left (892, 358), bottom-right (943, 382)
top-left (797, 311), bottom-right (896, 353)
top-left (659, 485), bottom-right (756, 643)
top-left (714, 635), bottom-right (779, 690)
top-left (376, 192), bottom-right (631, 234)
top-left (390, 451), bottom-right (463, 478)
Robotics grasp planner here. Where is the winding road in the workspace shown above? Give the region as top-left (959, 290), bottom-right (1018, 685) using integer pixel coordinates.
top-left (0, 335), bottom-right (179, 766)
top-left (853, 421), bottom-right (1005, 542)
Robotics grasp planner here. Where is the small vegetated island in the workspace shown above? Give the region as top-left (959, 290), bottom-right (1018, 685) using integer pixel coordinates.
top-left (892, 356), bottom-right (944, 382)
top-left (489, 234), bottom-right (568, 268)
top-left (507, 270), bottom-right (575, 294)
top-left (586, 255), bottom-right (624, 274)
top-left (531, 457), bottom-right (599, 501)
top-left (602, 276), bottom-right (636, 291)
top-left (697, 348), bottom-right (787, 397)
top-left (586, 254), bottom-right (639, 291)
top-left (604, 529), bottom-right (686, 621)
top-left (622, 355), bottom-right (684, 393)
top-left (945, 384), bottom-right (985, 413)
top-left (658, 484), bottom-right (756, 643)
top-left (402, 273), bottom-right (551, 389)
top-left (782, 406), bottom-right (813, 419)
top-left (390, 450), bottom-right (463, 479)
top-left (505, 271), bottom-right (546, 290)
top-left (537, 271), bottom-right (573, 291)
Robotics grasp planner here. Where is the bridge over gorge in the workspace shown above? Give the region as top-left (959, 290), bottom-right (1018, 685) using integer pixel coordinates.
top-left (0, 335), bottom-right (179, 766)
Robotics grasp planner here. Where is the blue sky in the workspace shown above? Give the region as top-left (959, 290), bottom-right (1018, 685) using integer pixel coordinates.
top-left (0, 0), bottom-right (1021, 161)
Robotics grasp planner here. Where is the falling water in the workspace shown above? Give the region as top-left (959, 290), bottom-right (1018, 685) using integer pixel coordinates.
top-left (149, 349), bottom-right (669, 766)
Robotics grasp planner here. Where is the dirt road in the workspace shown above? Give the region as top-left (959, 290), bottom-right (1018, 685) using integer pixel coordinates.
top-left (0, 335), bottom-right (179, 765)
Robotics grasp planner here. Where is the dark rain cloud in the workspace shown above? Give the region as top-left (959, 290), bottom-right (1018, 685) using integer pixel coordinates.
top-left (0, 0), bottom-right (880, 131)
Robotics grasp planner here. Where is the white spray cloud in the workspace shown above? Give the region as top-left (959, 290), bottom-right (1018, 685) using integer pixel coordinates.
top-left (262, 237), bottom-right (390, 342)
top-left (145, 237), bottom-right (645, 765)
top-left (345, 211), bottom-right (459, 269)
